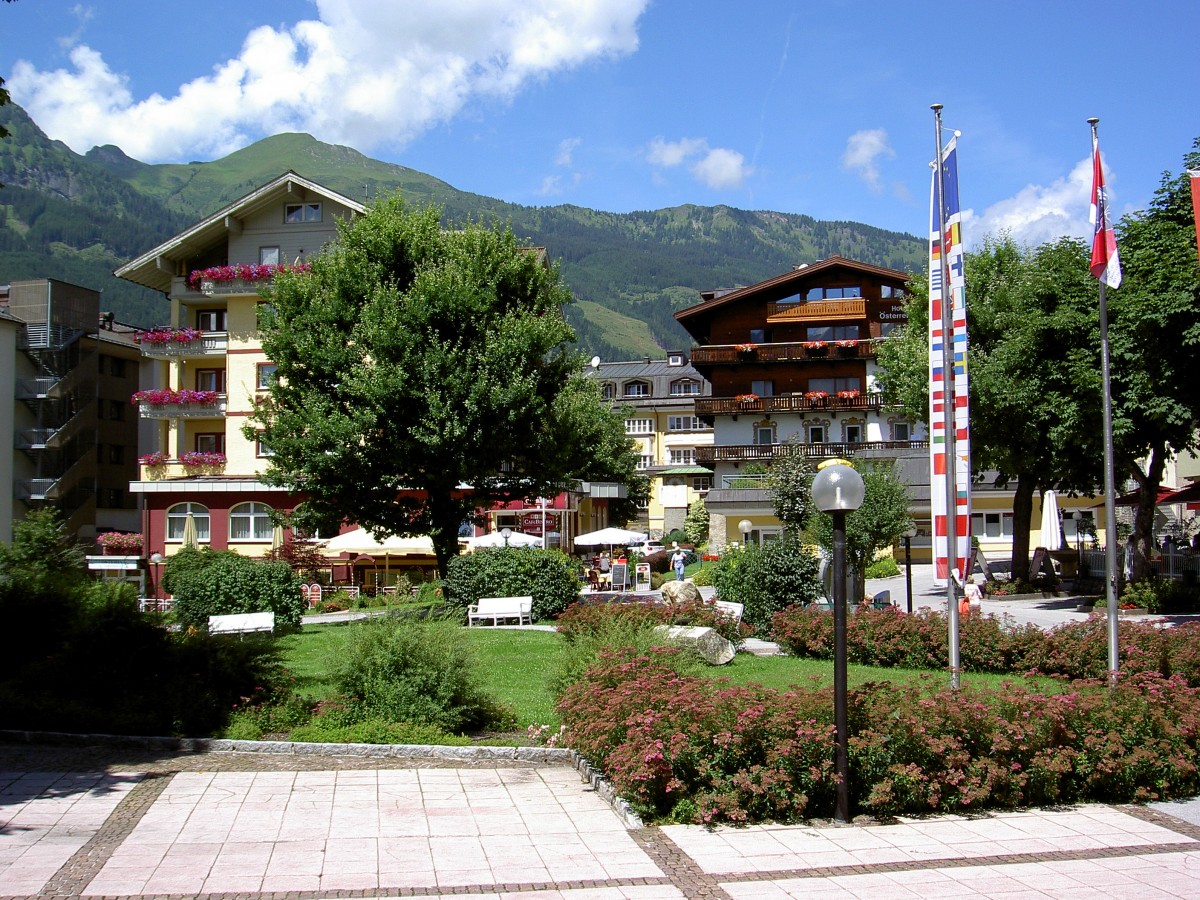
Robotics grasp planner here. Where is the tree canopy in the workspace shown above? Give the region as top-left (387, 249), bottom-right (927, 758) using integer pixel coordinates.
top-left (250, 196), bottom-right (643, 574)
top-left (807, 463), bottom-right (912, 585)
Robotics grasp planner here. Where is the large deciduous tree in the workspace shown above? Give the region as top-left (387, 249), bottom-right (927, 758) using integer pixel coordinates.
top-left (249, 197), bottom-right (643, 575)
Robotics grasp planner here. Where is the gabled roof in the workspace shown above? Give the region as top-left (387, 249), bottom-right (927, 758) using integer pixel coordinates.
top-left (674, 254), bottom-right (911, 327)
top-left (115, 171), bottom-right (367, 294)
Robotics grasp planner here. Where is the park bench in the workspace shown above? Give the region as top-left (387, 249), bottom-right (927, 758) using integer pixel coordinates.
top-left (208, 611), bottom-right (275, 636)
top-left (467, 596), bottom-right (532, 626)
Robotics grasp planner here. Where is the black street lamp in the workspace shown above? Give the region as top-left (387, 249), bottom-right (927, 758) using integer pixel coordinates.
top-left (902, 527), bottom-right (918, 614)
top-left (812, 461), bottom-right (865, 824)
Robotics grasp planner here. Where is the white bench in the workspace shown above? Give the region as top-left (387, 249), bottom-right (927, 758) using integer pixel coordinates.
top-left (713, 600), bottom-right (744, 624)
top-left (467, 596), bottom-right (532, 626)
top-left (208, 611), bottom-right (275, 635)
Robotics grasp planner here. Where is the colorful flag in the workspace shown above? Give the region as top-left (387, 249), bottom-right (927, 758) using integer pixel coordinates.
top-left (1189, 169), bottom-right (1200, 267)
top-left (928, 136), bottom-right (972, 584)
top-left (1089, 136), bottom-right (1122, 288)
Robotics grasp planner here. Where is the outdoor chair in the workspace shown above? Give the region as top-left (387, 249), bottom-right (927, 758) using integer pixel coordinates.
top-left (586, 569), bottom-right (602, 592)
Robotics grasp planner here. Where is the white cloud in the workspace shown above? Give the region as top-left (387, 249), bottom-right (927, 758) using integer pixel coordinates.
top-left (555, 137), bottom-right (582, 167)
top-left (841, 129), bottom-right (894, 191)
top-left (646, 137), bottom-right (752, 190)
top-left (966, 155), bottom-right (1098, 248)
top-left (7, 0), bottom-right (649, 161)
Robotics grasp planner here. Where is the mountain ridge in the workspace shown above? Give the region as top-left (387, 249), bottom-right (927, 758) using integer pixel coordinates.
top-left (1, 101), bottom-right (926, 355)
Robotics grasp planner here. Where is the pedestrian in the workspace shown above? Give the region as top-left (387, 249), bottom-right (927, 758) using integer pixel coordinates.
top-left (670, 543), bottom-right (687, 581)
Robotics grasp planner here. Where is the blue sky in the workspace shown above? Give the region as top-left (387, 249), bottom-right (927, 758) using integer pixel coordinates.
top-left (3, 0), bottom-right (1197, 246)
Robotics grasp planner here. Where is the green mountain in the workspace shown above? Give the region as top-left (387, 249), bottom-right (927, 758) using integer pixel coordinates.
top-left (1, 102), bottom-right (926, 355)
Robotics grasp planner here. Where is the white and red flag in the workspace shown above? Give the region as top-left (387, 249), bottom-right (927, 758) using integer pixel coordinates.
top-left (1089, 135), bottom-right (1122, 288)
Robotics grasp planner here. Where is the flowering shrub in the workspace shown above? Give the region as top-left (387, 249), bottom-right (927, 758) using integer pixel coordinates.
top-left (133, 327), bottom-right (204, 345)
top-left (131, 389), bottom-right (219, 406)
top-left (138, 451), bottom-right (168, 466)
top-left (179, 451), bottom-right (227, 468)
top-left (96, 532), bottom-right (142, 551)
top-left (557, 646), bottom-right (1200, 823)
top-left (187, 262), bottom-right (312, 290)
top-left (557, 596), bottom-right (751, 646)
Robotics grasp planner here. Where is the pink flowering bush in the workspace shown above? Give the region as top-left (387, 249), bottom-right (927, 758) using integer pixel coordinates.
top-left (131, 389), bottom-right (219, 406)
top-left (133, 327), bottom-right (203, 345)
top-left (179, 451), bottom-right (227, 468)
top-left (187, 262), bottom-right (312, 290)
top-left (96, 532), bottom-right (142, 551)
top-left (557, 647), bottom-right (1200, 824)
top-left (138, 451), bottom-right (168, 466)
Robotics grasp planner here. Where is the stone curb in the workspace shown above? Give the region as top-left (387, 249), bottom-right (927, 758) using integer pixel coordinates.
top-left (0, 728), bottom-right (643, 828)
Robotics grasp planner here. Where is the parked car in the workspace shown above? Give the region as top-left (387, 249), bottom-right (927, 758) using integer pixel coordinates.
top-left (629, 541), bottom-right (666, 556)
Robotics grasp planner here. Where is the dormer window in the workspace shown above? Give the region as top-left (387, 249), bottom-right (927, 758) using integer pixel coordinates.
top-left (670, 379), bottom-right (700, 396)
top-left (623, 381), bottom-right (650, 398)
top-left (667, 352), bottom-right (685, 367)
top-left (601, 383), bottom-right (616, 400)
top-left (285, 203), bottom-right (322, 224)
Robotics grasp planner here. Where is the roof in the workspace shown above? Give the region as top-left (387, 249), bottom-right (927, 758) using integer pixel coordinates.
top-left (658, 466), bottom-right (713, 476)
top-left (115, 172), bottom-right (367, 294)
top-left (674, 254), bottom-right (912, 333)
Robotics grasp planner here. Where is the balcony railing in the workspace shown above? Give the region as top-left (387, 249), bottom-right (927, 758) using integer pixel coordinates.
top-left (138, 332), bottom-right (228, 358)
top-left (690, 341), bottom-right (876, 366)
top-left (696, 394), bottom-right (884, 417)
top-left (765, 298), bottom-right (865, 322)
top-left (698, 440), bottom-right (929, 464)
top-left (138, 394), bottom-right (228, 419)
top-left (139, 459), bottom-right (231, 480)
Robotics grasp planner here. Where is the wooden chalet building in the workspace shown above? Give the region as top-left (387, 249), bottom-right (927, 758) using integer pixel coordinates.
top-left (675, 255), bottom-right (929, 546)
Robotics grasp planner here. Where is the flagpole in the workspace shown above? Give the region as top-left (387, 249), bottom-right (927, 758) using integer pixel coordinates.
top-left (1088, 117), bottom-right (1120, 686)
top-left (933, 103), bottom-right (961, 690)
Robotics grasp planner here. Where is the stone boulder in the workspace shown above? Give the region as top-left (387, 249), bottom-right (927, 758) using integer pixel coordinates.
top-left (659, 579), bottom-right (702, 605)
top-left (654, 624), bottom-right (736, 665)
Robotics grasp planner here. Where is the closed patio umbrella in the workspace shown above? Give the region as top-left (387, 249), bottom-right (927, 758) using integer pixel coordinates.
top-left (270, 524), bottom-right (285, 552)
top-left (181, 513), bottom-right (199, 549)
top-left (1039, 490), bottom-right (1063, 551)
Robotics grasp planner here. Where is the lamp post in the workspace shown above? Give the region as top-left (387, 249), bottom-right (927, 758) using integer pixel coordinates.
top-left (902, 527), bottom-right (918, 614)
top-left (811, 462), bottom-right (865, 824)
top-left (1072, 511), bottom-right (1083, 551)
top-left (501, 527), bottom-right (512, 548)
top-left (738, 518), bottom-right (752, 548)
top-left (149, 552), bottom-right (164, 611)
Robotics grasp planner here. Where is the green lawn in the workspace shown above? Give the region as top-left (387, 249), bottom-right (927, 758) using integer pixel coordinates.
top-left (275, 622), bottom-right (1053, 732)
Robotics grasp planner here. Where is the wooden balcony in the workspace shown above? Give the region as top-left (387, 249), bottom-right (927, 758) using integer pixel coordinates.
top-left (766, 299), bottom-right (865, 322)
top-left (690, 340), bottom-right (876, 366)
top-left (696, 393), bottom-right (884, 417)
top-left (697, 440), bottom-right (929, 464)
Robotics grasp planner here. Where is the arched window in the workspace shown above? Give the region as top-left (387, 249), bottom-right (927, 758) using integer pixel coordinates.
top-left (166, 502), bottom-right (210, 542)
top-left (230, 502), bottom-right (274, 541)
top-left (601, 382), bottom-right (616, 400)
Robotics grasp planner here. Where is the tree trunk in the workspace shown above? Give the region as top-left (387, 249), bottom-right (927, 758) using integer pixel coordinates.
top-left (1126, 444), bottom-right (1167, 583)
top-left (426, 488), bottom-right (463, 581)
top-left (1009, 474), bottom-right (1036, 580)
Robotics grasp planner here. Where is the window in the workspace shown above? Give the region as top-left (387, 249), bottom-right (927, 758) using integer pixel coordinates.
top-left (893, 421), bottom-right (911, 442)
top-left (260, 246), bottom-right (280, 266)
top-left (749, 328), bottom-right (766, 343)
top-left (197, 310), bottom-right (227, 331)
top-left (196, 368), bottom-right (225, 392)
top-left (808, 376), bottom-right (862, 393)
top-left (807, 425), bottom-right (826, 444)
top-left (755, 426), bottom-right (775, 445)
top-left (166, 502), bottom-right (210, 542)
top-left (256, 363), bottom-right (278, 390)
top-left (667, 353), bottom-right (685, 366)
top-left (806, 285), bottom-right (862, 300)
top-left (108, 400), bottom-right (125, 421)
top-left (625, 418), bottom-right (654, 435)
top-left (880, 322), bottom-right (899, 337)
top-left (845, 424), bottom-right (863, 444)
top-left (256, 435), bottom-right (273, 457)
top-left (108, 444), bottom-right (125, 464)
top-left (692, 476), bottom-right (713, 493)
top-left (668, 415), bottom-right (703, 432)
top-left (971, 512), bottom-right (1014, 539)
top-left (196, 432), bottom-right (226, 454)
top-left (636, 455), bottom-right (653, 470)
top-left (601, 382), bottom-right (616, 400)
top-left (285, 202), bottom-right (322, 223)
top-left (669, 448), bottom-right (695, 465)
top-left (623, 381), bottom-right (650, 398)
top-left (750, 380), bottom-right (775, 397)
top-left (105, 356), bottom-right (127, 378)
top-left (230, 502), bottom-right (274, 541)
top-left (102, 488), bottom-right (125, 508)
top-left (881, 285), bottom-right (894, 298)
top-left (806, 325), bottom-right (860, 342)
top-left (670, 379), bottom-right (701, 396)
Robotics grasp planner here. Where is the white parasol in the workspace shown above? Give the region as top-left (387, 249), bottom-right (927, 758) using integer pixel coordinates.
top-left (1039, 490), bottom-right (1063, 551)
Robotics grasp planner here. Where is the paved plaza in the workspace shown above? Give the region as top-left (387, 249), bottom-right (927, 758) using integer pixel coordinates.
top-left (3, 741), bottom-right (1200, 899)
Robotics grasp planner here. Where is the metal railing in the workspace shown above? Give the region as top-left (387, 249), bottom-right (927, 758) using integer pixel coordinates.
top-left (138, 394), bottom-right (229, 419)
top-left (690, 340), bottom-right (877, 366)
top-left (138, 332), bottom-right (228, 358)
top-left (697, 393), bottom-right (884, 417)
top-left (698, 440), bottom-right (928, 464)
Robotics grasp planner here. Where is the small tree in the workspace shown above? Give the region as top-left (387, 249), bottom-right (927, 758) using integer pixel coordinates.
top-left (808, 464), bottom-right (911, 587)
top-left (711, 538), bottom-right (823, 633)
top-left (767, 440), bottom-right (815, 534)
top-left (166, 549), bottom-right (305, 629)
top-left (683, 497), bottom-right (709, 546)
top-left (0, 509), bottom-right (85, 589)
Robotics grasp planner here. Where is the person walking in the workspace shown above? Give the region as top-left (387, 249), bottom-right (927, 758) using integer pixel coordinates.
top-left (670, 543), bottom-right (687, 581)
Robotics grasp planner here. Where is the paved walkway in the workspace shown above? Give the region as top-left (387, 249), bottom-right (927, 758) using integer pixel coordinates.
top-left (4, 741), bottom-right (1200, 899)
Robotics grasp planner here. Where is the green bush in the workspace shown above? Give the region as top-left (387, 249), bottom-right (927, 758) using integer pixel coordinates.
top-left (167, 548), bottom-right (305, 629)
top-left (865, 556), bottom-right (900, 578)
top-left (710, 537), bottom-right (822, 633)
top-left (330, 616), bottom-right (512, 733)
top-left (444, 547), bottom-right (579, 621)
top-left (289, 717), bottom-right (470, 746)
